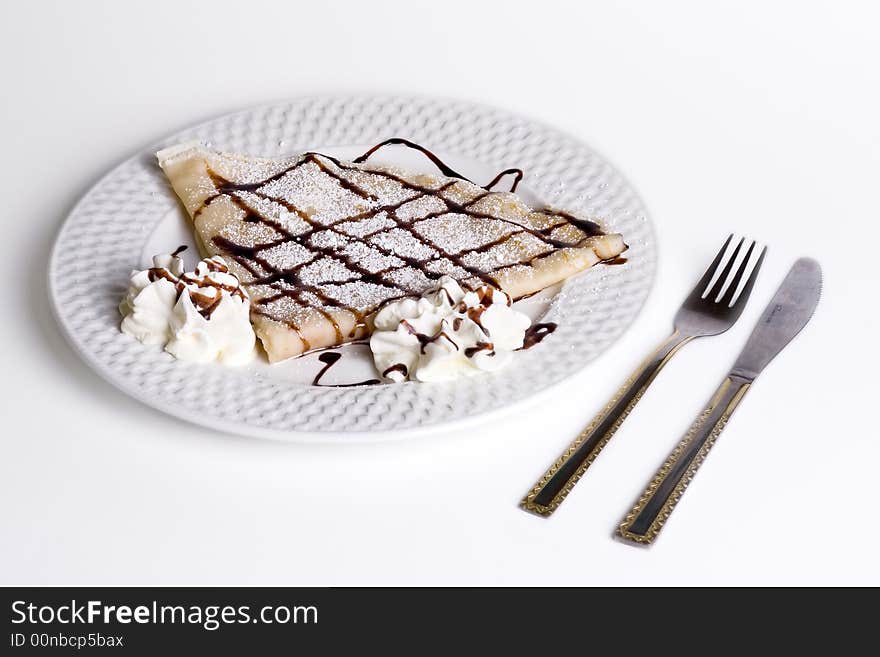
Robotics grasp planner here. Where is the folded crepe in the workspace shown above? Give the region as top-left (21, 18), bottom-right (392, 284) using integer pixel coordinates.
top-left (158, 142), bottom-right (626, 362)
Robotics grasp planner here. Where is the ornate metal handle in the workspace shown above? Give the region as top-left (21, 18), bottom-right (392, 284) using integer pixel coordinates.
top-left (520, 331), bottom-right (692, 517)
top-left (617, 374), bottom-right (751, 544)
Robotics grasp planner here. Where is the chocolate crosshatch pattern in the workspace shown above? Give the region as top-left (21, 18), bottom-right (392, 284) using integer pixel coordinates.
top-left (194, 140), bottom-right (607, 350)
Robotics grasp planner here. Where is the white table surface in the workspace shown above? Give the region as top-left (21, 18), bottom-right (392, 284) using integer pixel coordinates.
top-left (2, 0), bottom-right (877, 586)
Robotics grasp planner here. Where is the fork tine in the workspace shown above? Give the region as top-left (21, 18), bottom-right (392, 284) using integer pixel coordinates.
top-left (728, 244), bottom-right (767, 310)
top-left (708, 236), bottom-right (745, 300)
top-left (720, 241), bottom-right (757, 306)
top-left (690, 234), bottom-right (733, 299)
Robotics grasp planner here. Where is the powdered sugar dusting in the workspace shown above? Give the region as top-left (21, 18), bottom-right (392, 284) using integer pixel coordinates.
top-left (413, 213), bottom-right (517, 255)
top-left (332, 166), bottom-right (420, 206)
top-left (259, 240), bottom-right (316, 270)
top-left (297, 257), bottom-right (356, 285)
top-left (368, 228), bottom-right (437, 260)
top-left (460, 232), bottom-right (552, 270)
top-left (308, 230), bottom-right (349, 250)
top-left (257, 295), bottom-right (323, 325)
top-left (218, 222), bottom-right (282, 247)
top-left (395, 195), bottom-right (448, 222)
top-left (258, 160), bottom-right (374, 225)
top-left (341, 241), bottom-right (404, 273)
top-left (321, 281), bottom-right (401, 310)
top-left (207, 152), bottom-right (300, 185)
top-left (336, 212), bottom-right (396, 237)
top-left (382, 266), bottom-right (437, 291)
top-left (440, 180), bottom-right (483, 205)
top-left (425, 258), bottom-right (470, 279)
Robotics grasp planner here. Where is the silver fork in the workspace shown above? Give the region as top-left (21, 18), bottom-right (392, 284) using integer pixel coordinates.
top-left (520, 235), bottom-right (767, 517)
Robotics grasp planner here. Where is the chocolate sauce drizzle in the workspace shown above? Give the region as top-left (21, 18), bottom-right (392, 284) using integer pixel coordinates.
top-left (353, 138), bottom-right (471, 181)
top-left (354, 138), bottom-right (524, 192)
top-left (146, 245), bottom-right (246, 319)
top-left (195, 138), bottom-right (607, 350)
top-left (520, 322), bottom-right (558, 350)
top-left (311, 351), bottom-right (380, 387)
top-left (382, 363), bottom-right (408, 379)
top-left (483, 168), bottom-right (524, 193)
top-left (464, 341), bottom-right (493, 358)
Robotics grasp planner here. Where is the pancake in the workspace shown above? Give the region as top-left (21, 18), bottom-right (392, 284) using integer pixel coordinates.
top-left (158, 141), bottom-right (626, 362)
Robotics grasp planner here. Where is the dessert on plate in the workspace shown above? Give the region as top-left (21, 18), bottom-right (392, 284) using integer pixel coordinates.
top-left (156, 140), bottom-right (626, 365)
top-left (119, 247), bottom-right (255, 365)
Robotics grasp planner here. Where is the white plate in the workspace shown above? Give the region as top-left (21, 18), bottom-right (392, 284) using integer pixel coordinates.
top-left (49, 95), bottom-right (655, 439)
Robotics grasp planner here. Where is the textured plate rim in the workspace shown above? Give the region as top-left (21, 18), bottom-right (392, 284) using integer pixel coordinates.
top-left (48, 94), bottom-right (656, 441)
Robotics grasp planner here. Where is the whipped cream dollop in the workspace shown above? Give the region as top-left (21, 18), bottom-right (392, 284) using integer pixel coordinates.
top-left (370, 276), bottom-right (532, 383)
top-left (119, 248), bottom-right (255, 365)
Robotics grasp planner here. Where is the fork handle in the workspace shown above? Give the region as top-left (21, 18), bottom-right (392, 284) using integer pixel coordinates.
top-left (520, 331), bottom-right (692, 517)
top-left (617, 373), bottom-right (751, 544)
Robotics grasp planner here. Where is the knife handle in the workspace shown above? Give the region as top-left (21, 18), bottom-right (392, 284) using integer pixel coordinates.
top-left (520, 331), bottom-right (692, 517)
top-left (617, 374), bottom-right (751, 544)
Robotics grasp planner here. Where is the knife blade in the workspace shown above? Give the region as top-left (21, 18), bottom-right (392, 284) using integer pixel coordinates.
top-left (730, 257), bottom-right (822, 381)
top-left (618, 257), bottom-right (822, 544)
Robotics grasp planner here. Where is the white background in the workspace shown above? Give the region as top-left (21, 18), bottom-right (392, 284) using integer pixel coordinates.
top-left (2, 0), bottom-right (878, 586)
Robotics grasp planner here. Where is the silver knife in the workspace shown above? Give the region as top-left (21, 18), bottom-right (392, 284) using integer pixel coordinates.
top-left (617, 258), bottom-right (822, 545)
